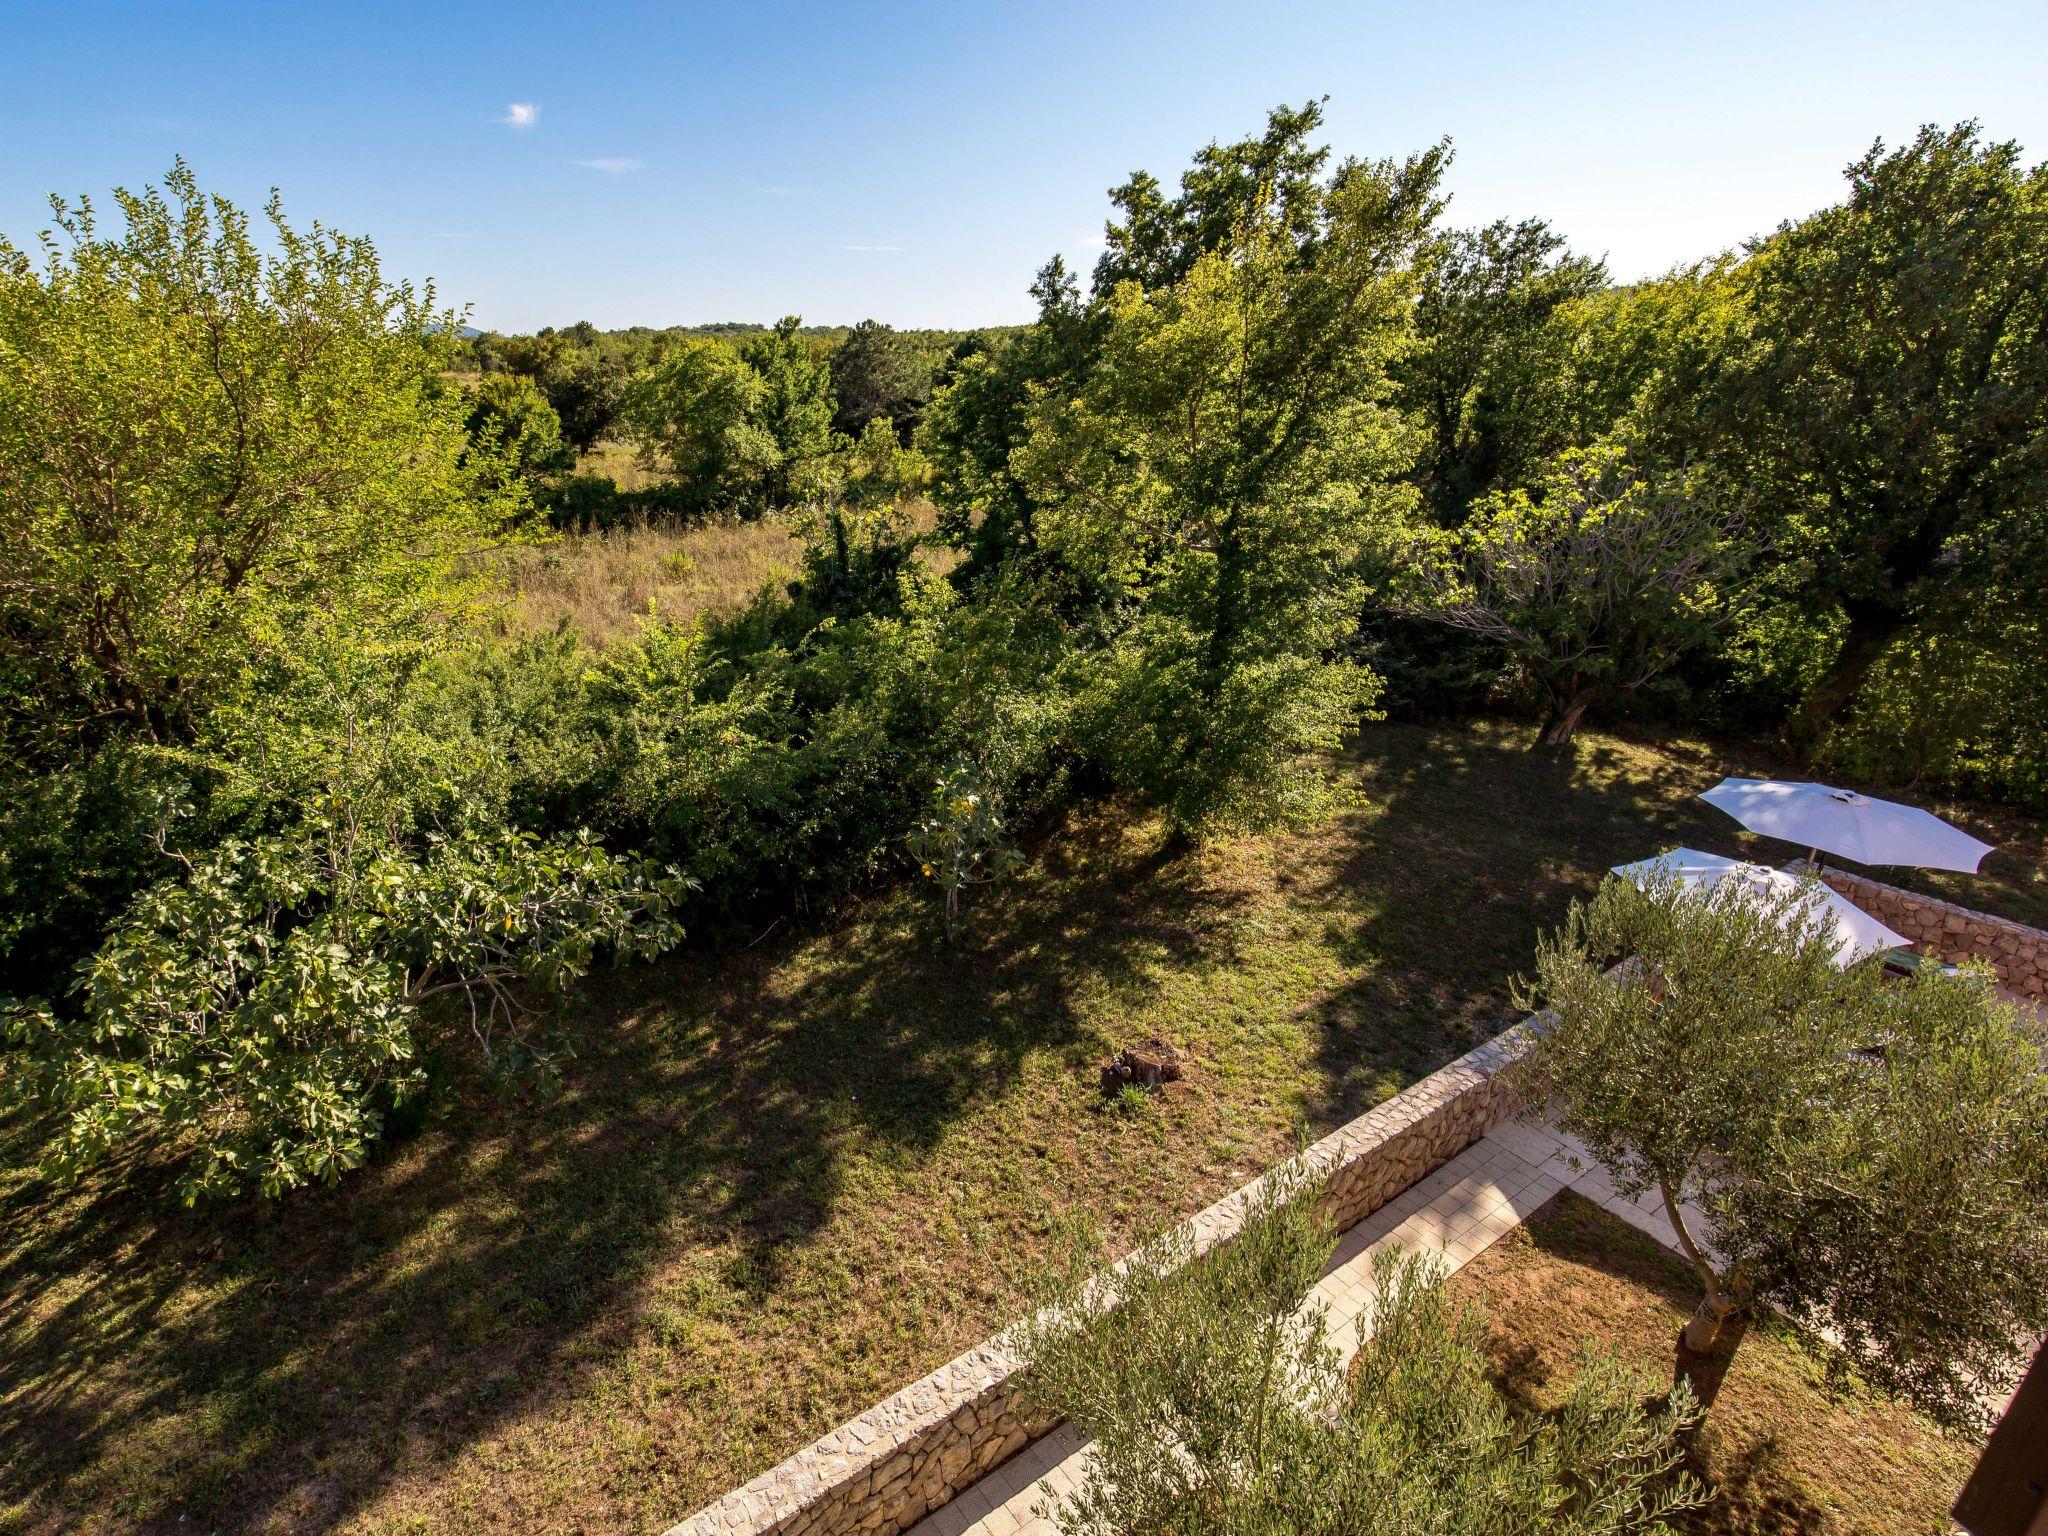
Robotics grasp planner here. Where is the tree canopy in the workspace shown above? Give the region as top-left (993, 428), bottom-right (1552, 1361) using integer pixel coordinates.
top-left (1513, 872), bottom-right (2048, 1429)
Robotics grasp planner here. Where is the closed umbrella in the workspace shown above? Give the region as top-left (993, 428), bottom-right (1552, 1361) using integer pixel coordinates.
top-left (1697, 777), bottom-right (1994, 873)
top-left (1610, 847), bottom-right (1911, 968)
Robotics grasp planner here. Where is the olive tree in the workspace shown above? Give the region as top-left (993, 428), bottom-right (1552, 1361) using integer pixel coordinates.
top-left (1405, 443), bottom-right (1752, 746)
top-left (1513, 873), bottom-right (2048, 1429)
top-left (1018, 1162), bottom-right (1705, 1536)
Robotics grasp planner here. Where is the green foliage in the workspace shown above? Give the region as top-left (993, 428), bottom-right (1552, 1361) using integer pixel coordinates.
top-left (1729, 123), bottom-right (2048, 736)
top-left (793, 499), bottom-right (922, 618)
top-left (836, 415), bottom-right (932, 507)
top-left (919, 260), bottom-right (1099, 586)
top-left (465, 372), bottom-right (575, 489)
top-left (3, 802), bottom-right (683, 1202)
top-left (1514, 872), bottom-right (2048, 1429)
top-left (1091, 98), bottom-right (1336, 293)
top-left (1404, 443), bottom-right (1752, 745)
top-left (1015, 144), bottom-right (1444, 833)
top-left (1822, 606), bottom-right (2048, 806)
top-left (0, 160), bottom-right (514, 755)
top-left (546, 353), bottom-right (630, 453)
top-left (828, 318), bottom-right (935, 438)
top-left (618, 337), bottom-right (773, 513)
top-left (741, 316), bottom-right (837, 504)
top-left (1018, 1161), bottom-right (1705, 1535)
top-left (905, 758), bottom-right (1022, 938)
top-left (1399, 218), bottom-right (1607, 522)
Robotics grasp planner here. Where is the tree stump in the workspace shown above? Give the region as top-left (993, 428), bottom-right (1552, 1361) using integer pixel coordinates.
top-left (1100, 1038), bottom-right (1185, 1094)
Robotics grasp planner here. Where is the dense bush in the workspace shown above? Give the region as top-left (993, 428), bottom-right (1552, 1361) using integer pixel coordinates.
top-left (1019, 1162), bottom-right (1705, 1535)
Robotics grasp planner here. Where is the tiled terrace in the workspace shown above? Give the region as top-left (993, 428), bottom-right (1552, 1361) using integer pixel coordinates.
top-left (907, 1117), bottom-right (1700, 1536)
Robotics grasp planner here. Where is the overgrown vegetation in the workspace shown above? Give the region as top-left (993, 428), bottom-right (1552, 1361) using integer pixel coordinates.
top-left (4, 101), bottom-right (2044, 1204)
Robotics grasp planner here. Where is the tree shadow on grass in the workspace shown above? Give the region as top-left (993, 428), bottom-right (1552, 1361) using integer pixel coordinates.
top-left (0, 815), bottom-right (1247, 1535)
top-left (1497, 1193), bottom-right (1835, 1536)
top-left (1287, 720), bottom-right (1747, 1125)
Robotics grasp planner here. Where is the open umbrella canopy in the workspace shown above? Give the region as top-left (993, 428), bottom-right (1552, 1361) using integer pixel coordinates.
top-left (1610, 847), bottom-right (1912, 968)
top-left (1697, 777), bottom-right (1994, 873)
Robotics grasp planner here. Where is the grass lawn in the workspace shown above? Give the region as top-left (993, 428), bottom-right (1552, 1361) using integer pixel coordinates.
top-left (1451, 1191), bottom-right (1980, 1535)
top-left (2, 720), bottom-right (2038, 1535)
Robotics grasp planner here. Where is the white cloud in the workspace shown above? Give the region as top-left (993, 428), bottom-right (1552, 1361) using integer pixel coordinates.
top-left (842, 243), bottom-right (905, 253)
top-left (499, 102), bottom-right (539, 129)
top-left (574, 157), bottom-right (644, 175)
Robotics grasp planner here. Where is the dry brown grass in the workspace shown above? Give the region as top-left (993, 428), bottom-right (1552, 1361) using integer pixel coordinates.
top-left (575, 438), bottom-right (671, 493)
top-left (490, 517), bottom-right (803, 644)
top-left (489, 500), bottom-right (952, 646)
top-left (1451, 1191), bottom-right (1978, 1536)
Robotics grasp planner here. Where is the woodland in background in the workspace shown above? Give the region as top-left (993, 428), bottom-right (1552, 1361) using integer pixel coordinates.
top-left (1, 104), bottom-right (2043, 1203)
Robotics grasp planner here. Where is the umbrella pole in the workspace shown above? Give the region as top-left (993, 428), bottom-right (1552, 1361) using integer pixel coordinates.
top-left (1807, 846), bottom-right (1824, 874)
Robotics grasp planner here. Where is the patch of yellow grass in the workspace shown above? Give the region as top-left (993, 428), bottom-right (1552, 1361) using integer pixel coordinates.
top-left (574, 438), bottom-right (670, 493)
top-left (489, 517), bottom-right (802, 644)
top-left (490, 501), bottom-right (953, 646)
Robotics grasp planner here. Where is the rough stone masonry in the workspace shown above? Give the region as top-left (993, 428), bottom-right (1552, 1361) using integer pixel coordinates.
top-left (1822, 868), bottom-right (2048, 1003)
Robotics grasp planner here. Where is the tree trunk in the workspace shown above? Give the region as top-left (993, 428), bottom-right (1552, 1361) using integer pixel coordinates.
top-left (1680, 1288), bottom-right (1744, 1355)
top-left (1657, 1173), bottom-right (1749, 1409)
top-left (1536, 697), bottom-right (1589, 748)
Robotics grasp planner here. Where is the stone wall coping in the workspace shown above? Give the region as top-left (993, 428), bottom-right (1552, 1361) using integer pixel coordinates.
top-left (664, 1020), bottom-right (1536, 1536)
top-left (1818, 866), bottom-right (2048, 946)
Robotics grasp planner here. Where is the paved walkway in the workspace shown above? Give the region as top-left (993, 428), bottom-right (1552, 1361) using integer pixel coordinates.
top-left (908, 1118), bottom-right (1697, 1536)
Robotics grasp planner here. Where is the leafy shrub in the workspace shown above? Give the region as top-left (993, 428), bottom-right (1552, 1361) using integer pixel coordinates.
top-left (1019, 1162), bottom-right (1704, 1535)
top-left (3, 809), bottom-right (684, 1202)
top-left (906, 758), bottom-right (1022, 938)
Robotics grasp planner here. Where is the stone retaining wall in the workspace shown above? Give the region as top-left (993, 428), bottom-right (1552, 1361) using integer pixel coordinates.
top-left (665, 1025), bottom-right (1533, 1536)
top-left (1821, 869), bottom-right (2048, 1002)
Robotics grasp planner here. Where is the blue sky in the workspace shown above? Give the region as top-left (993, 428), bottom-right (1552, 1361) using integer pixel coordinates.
top-left (4, 0), bottom-right (2044, 332)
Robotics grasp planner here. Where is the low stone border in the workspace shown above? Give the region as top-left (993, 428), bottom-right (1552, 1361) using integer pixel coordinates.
top-left (665, 1025), bottom-right (1532, 1536)
top-left (1821, 868), bottom-right (2048, 1002)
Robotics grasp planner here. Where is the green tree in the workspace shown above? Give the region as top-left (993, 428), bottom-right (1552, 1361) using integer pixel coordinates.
top-left (617, 337), bottom-right (771, 513)
top-left (1013, 143), bottom-right (1445, 833)
top-left (545, 353), bottom-right (628, 453)
top-left (3, 811), bottom-right (684, 1202)
top-left (465, 372), bottom-right (574, 489)
top-left (829, 318), bottom-right (933, 439)
top-left (1513, 872), bottom-right (2048, 1429)
top-left (740, 315), bottom-right (836, 503)
top-left (0, 161), bottom-right (512, 755)
top-left (1398, 219), bottom-right (1607, 522)
top-left (1405, 443), bottom-right (1751, 746)
top-left (1, 642), bottom-right (689, 1203)
top-left (1019, 1161), bottom-right (1704, 1536)
top-left (1091, 99), bottom-right (1335, 293)
top-left (1730, 123), bottom-right (2048, 738)
top-left (920, 259), bottom-right (1099, 585)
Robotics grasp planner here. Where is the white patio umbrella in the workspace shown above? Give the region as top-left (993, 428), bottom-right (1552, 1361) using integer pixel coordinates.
top-left (1697, 777), bottom-right (1994, 873)
top-left (1610, 847), bottom-right (1911, 968)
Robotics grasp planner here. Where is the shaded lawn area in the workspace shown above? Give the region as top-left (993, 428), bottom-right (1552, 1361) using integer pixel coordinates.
top-left (1451, 1191), bottom-right (1978, 1535)
top-left (1, 721), bottom-right (2037, 1535)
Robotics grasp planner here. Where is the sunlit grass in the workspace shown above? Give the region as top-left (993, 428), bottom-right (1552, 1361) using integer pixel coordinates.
top-left (0, 720), bottom-right (2034, 1533)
